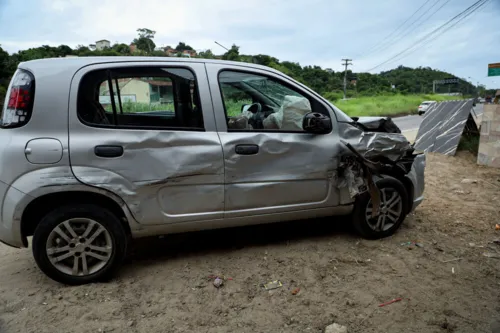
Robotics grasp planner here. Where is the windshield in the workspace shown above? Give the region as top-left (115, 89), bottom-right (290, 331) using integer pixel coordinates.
top-left (243, 78), bottom-right (302, 105)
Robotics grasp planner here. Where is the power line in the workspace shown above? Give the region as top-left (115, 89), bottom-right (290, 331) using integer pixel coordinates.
top-left (362, 0), bottom-right (442, 58)
top-left (377, 0), bottom-right (451, 53)
top-left (365, 0), bottom-right (489, 72)
top-left (378, 0), bottom-right (490, 70)
top-left (358, 0), bottom-right (433, 58)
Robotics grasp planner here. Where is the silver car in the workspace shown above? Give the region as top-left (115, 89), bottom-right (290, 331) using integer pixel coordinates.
top-left (0, 57), bottom-right (425, 285)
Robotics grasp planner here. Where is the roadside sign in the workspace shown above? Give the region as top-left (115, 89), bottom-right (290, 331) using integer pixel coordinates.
top-left (434, 78), bottom-right (459, 85)
top-left (488, 63), bottom-right (500, 77)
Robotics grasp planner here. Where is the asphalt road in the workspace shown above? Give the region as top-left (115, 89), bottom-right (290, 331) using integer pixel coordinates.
top-left (392, 103), bottom-right (484, 132)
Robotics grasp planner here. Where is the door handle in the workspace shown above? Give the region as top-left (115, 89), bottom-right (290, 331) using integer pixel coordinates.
top-left (235, 144), bottom-right (259, 155)
top-left (94, 145), bottom-right (124, 158)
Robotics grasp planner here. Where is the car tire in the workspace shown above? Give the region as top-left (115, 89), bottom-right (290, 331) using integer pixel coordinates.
top-left (352, 176), bottom-right (409, 239)
top-left (32, 204), bottom-right (128, 285)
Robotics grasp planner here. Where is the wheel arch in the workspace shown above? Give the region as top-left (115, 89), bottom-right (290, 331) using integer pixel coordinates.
top-left (380, 173), bottom-right (414, 214)
top-left (21, 191), bottom-right (132, 241)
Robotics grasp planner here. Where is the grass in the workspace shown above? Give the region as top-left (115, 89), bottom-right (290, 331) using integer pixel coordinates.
top-left (225, 99), bottom-right (252, 117)
top-left (104, 94), bottom-right (463, 119)
top-left (331, 94), bottom-right (461, 117)
top-left (103, 101), bottom-right (174, 113)
top-left (458, 134), bottom-right (480, 155)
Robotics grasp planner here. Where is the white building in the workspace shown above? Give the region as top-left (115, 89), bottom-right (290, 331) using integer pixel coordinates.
top-left (95, 40), bottom-right (110, 51)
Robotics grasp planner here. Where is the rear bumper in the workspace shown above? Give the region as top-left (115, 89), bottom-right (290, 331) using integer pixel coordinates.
top-left (406, 153), bottom-right (426, 212)
top-left (0, 182), bottom-right (28, 248)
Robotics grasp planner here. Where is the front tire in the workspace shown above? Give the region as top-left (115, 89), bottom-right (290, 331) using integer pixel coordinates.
top-left (352, 176), bottom-right (409, 239)
top-left (32, 204), bottom-right (128, 285)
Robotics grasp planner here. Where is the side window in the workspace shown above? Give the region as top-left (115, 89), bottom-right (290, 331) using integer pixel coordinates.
top-left (218, 70), bottom-right (328, 132)
top-left (78, 67), bottom-right (204, 130)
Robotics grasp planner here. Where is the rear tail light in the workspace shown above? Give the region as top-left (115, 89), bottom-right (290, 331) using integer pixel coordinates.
top-left (1, 69), bottom-right (35, 128)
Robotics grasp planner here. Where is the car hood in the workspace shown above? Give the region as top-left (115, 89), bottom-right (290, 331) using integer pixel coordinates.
top-left (350, 116), bottom-right (402, 134)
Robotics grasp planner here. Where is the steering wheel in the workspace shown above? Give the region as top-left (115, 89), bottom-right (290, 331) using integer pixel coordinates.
top-left (246, 102), bottom-right (262, 114)
top-left (246, 103), bottom-right (267, 129)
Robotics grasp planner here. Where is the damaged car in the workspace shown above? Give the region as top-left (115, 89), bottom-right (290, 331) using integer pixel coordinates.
top-left (0, 57), bottom-right (425, 285)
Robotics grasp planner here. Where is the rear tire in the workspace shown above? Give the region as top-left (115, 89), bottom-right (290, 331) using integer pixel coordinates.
top-left (352, 176), bottom-right (409, 239)
top-left (32, 204), bottom-right (128, 285)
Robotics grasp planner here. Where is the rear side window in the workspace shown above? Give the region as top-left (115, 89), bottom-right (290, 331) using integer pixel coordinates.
top-left (1, 69), bottom-right (35, 128)
top-left (77, 67), bottom-right (204, 130)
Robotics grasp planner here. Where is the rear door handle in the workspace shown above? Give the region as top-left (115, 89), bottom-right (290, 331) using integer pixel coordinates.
top-left (94, 145), bottom-right (123, 158)
top-left (235, 144), bottom-right (259, 155)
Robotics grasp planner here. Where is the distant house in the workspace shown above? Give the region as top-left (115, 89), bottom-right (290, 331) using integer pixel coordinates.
top-left (164, 47), bottom-right (197, 57)
top-left (181, 50), bottom-right (197, 57)
top-left (95, 40), bottom-right (111, 51)
top-left (99, 78), bottom-right (173, 105)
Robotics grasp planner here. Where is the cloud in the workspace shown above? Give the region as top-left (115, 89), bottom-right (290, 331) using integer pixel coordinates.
top-left (0, 0), bottom-right (499, 88)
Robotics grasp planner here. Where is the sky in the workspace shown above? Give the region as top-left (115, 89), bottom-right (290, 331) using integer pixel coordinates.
top-left (0, 0), bottom-right (499, 88)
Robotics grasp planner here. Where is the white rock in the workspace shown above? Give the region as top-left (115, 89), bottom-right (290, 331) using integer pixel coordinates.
top-left (461, 179), bottom-right (478, 184)
top-left (325, 323), bottom-right (348, 333)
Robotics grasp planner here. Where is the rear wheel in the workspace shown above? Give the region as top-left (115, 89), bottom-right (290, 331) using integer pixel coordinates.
top-left (352, 176), bottom-right (409, 239)
top-left (32, 204), bottom-right (128, 285)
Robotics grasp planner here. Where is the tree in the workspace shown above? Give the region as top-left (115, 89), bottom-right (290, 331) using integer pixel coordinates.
top-left (133, 28), bottom-right (156, 53)
top-left (137, 28), bottom-right (156, 39)
top-left (112, 43), bottom-right (131, 55)
top-left (76, 45), bottom-right (91, 53)
top-left (198, 49), bottom-right (216, 59)
top-left (56, 45), bottom-right (73, 57)
top-left (222, 44), bottom-right (240, 61)
top-left (175, 42), bottom-right (193, 51)
top-left (0, 46), bottom-right (13, 79)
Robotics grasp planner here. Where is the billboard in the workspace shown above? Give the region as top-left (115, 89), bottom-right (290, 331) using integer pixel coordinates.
top-left (488, 63), bottom-right (500, 77)
top-left (434, 78), bottom-right (459, 85)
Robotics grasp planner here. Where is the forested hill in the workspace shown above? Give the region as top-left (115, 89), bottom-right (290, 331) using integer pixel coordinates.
top-left (0, 39), bottom-right (492, 104)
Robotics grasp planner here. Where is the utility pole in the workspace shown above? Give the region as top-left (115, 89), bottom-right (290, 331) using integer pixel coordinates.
top-left (341, 59), bottom-right (352, 100)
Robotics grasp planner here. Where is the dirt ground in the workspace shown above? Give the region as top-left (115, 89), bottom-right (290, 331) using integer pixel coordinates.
top-left (0, 152), bottom-right (499, 333)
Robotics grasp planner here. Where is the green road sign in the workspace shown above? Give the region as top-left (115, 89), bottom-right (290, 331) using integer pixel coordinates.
top-left (488, 63), bottom-right (500, 77)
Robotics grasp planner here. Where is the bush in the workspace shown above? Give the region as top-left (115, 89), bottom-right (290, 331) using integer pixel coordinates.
top-left (0, 85), bottom-right (6, 107)
top-left (322, 91), bottom-right (343, 101)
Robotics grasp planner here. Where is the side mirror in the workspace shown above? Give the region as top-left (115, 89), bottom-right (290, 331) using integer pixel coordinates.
top-left (302, 112), bottom-right (332, 134)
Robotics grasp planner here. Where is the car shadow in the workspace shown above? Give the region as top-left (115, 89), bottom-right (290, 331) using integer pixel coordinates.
top-left (122, 215), bottom-right (356, 268)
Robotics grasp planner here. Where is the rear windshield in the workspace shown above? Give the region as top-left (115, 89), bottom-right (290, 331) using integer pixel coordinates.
top-left (0, 69), bottom-right (36, 128)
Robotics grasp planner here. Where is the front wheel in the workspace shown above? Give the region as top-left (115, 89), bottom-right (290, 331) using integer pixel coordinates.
top-left (32, 204), bottom-right (128, 285)
top-left (352, 176), bottom-right (409, 239)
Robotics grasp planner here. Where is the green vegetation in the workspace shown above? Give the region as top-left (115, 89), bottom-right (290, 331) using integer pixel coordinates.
top-left (332, 94), bottom-right (460, 117)
top-left (224, 99), bottom-right (252, 117)
top-left (104, 102), bottom-right (174, 113)
top-left (1, 27), bottom-right (497, 114)
top-left (458, 135), bottom-right (480, 155)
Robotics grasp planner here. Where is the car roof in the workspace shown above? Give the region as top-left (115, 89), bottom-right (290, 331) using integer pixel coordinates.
top-left (16, 56), bottom-right (354, 123)
top-left (421, 101), bottom-right (436, 104)
top-left (18, 56), bottom-right (282, 76)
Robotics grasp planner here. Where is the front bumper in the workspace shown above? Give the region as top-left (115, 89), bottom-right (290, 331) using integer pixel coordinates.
top-left (406, 153), bottom-right (426, 212)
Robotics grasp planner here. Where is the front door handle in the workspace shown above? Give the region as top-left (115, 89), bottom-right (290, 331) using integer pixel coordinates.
top-left (94, 145), bottom-right (124, 158)
top-left (235, 144), bottom-right (259, 155)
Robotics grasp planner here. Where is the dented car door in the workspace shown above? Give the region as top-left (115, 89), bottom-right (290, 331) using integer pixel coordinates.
top-left (68, 61), bottom-right (225, 225)
top-left (205, 63), bottom-right (343, 217)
